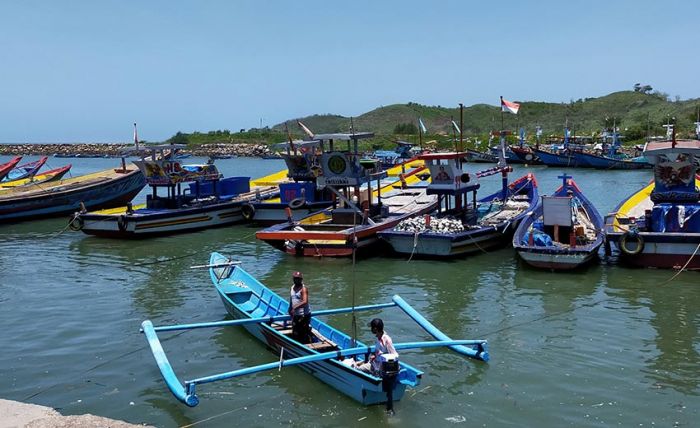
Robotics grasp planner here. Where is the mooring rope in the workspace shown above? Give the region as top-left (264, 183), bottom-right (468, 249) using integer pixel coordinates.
top-left (660, 241), bottom-right (700, 285)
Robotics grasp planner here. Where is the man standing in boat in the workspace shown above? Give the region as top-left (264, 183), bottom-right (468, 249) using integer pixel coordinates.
top-left (289, 271), bottom-right (312, 344)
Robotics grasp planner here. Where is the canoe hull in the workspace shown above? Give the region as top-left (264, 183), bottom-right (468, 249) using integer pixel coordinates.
top-left (78, 202), bottom-right (248, 237)
top-left (379, 227), bottom-right (509, 257)
top-left (246, 200), bottom-right (334, 225)
top-left (606, 232), bottom-right (700, 269)
top-left (516, 245), bottom-right (601, 270)
top-left (573, 152), bottom-right (651, 170)
top-left (211, 254), bottom-right (421, 405)
top-left (0, 168), bottom-right (145, 223)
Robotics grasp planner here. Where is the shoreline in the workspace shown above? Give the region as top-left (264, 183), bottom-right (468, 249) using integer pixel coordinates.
top-left (0, 143), bottom-right (273, 158)
top-left (0, 398), bottom-right (152, 428)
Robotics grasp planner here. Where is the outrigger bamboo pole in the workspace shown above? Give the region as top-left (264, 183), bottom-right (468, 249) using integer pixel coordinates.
top-left (144, 302), bottom-right (399, 333)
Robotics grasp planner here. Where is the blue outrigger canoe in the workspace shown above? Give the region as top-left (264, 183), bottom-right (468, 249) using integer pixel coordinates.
top-left (513, 174), bottom-right (604, 270)
top-left (141, 252), bottom-right (488, 408)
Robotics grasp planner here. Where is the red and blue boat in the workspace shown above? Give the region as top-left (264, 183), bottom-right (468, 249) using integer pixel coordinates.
top-left (513, 174), bottom-right (604, 270)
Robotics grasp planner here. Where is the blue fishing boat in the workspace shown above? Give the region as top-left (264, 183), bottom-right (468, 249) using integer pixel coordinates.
top-left (0, 160), bottom-right (145, 223)
top-left (513, 174), bottom-right (604, 270)
top-left (604, 136), bottom-right (700, 269)
top-left (572, 131), bottom-right (651, 169)
top-left (73, 144), bottom-right (282, 237)
top-left (141, 252), bottom-right (488, 409)
top-left (378, 135), bottom-right (539, 258)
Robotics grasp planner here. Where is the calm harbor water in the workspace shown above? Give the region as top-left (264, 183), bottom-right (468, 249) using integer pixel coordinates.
top-left (1, 155), bottom-right (698, 427)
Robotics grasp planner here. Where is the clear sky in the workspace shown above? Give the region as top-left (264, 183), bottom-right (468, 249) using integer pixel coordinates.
top-left (0, 0), bottom-right (697, 142)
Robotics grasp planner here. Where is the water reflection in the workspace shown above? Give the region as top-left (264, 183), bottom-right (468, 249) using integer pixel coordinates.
top-left (605, 267), bottom-right (700, 396)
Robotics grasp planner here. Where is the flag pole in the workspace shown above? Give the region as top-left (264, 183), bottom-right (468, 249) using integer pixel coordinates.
top-left (499, 96), bottom-right (505, 132)
top-left (459, 103), bottom-right (464, 152)
top-left (451, 116), bottom-right (457, 152)
top-left (418, 118), bottom-right (423, 152)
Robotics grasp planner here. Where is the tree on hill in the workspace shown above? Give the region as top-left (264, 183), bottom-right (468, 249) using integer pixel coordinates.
top-left (633, 83), bottom-right (653, 94)
top-left (394, 122), bottom-right (418, 135)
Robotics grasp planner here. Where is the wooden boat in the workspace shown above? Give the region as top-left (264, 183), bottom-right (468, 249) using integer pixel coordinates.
top-left (510, 146), bottom-right (543, 164)
top-left (0, 156), bottom-right (22, 181)
top-left (604, 137), bottom-right (700, 269)
top-left (465, 149), bottom-right (498, 163)
top-left (256, 132), bottom-right (437, 257)
top-left (2, 156), bottom-right (48, 182)
top-left (0, 162), bottom-right (145, 223)
top-left (73, 144), bottom-right (285, 238)
top-left (378, 149), bottom-right (538, 258)
top-left (0, 164), bottom-right (71, 189)
top-left (513, 174), bottom-right (604, 270)
top-left (140, 252), bottom-right (488, 408)
top-left (245, 140), bottom-right (426, 225)
top-left (572, 151), bottom-right (651, 169)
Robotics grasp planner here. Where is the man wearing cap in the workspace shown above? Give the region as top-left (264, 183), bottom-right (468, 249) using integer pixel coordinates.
top-left (355, 318), bottom-right (398, 374)
top-left (289, 271), bottom-right (312, 344)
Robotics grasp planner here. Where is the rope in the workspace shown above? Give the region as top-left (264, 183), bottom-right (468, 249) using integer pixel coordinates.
top-left (660, 241), bottom-right (700, 285)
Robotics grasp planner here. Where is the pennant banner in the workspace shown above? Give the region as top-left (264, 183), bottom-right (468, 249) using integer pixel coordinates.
top-left (419, 118), bottom-right (427, 134)
top-left (451, 120), bottom-right (461, 134)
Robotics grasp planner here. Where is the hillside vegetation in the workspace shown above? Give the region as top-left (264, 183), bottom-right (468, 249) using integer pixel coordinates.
top-left (165, 90), bottom-right (700, 150)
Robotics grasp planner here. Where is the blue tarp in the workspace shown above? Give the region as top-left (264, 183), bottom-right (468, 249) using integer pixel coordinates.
top-left (650, 203), bottom-right (700, 233)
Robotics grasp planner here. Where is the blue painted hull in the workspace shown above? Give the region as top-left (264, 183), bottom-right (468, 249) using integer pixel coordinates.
top-left (209, 252), bottom-right (422, 405)
top-left (532, 149), bottom-right (582, 167)
top-left (573, 152), bottom-right (651, 170)
top-left (0, 168), bottom-right (145, 223)
top-left (379, 175), bottom-right (539, 257)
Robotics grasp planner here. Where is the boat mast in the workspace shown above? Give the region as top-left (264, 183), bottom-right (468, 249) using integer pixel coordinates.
top-left (459, 103), bottom-right (464, 152)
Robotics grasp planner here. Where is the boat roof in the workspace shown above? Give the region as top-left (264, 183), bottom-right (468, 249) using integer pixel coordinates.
top-left (312, 132), bottom-right (374, 141)
top-left (273, 140), bottom-right (321, 150)
top-left (420, 152), bottom-right (468, 160)
top-left (643, 139), bottom-right (700, 154)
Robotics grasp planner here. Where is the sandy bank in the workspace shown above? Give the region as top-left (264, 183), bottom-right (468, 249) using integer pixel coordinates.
top-left (0, 399), bottom-right (152, 428)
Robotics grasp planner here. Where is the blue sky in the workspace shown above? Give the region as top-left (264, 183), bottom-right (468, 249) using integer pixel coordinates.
top-left (0, 0), bottom-right (697, 142)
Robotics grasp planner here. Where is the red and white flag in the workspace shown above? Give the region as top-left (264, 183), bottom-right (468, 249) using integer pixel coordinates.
top-left (501, 97), bottom-right (520, 114)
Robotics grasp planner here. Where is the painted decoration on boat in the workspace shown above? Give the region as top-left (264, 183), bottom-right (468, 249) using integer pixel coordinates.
top-left (317, 151), bottom-right (365, 186)
top-left (134, 160), bottom-right (221, 185)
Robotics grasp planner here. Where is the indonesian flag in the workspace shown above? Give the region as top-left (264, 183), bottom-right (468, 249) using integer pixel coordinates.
top-left (501, 97), bottom-right (520, 114)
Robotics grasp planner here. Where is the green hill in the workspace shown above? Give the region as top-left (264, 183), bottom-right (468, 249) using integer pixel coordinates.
top-left (165, 90), bottom-right (700, 149)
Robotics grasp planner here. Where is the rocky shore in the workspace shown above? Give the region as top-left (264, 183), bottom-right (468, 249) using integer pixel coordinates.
top-left (0, 399), bottom-right (152, 428)
top-left (0, 143), bottom-right (273, 158)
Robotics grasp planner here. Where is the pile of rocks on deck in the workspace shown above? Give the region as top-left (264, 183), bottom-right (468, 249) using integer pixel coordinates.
top-left (0, 143), bottom-right (273, 158)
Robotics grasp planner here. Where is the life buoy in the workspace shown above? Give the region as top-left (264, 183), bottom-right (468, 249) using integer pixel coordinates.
top-left (68, 213), bottom-right (84, 231)
top-left (288, 197), bottom-right (306, 210)
top-left (117, 215), bottom-right (128, 232)
top-left (241, 203), bottom-right (256, 220)
top-left (619, 231), bottom-right (644, 255)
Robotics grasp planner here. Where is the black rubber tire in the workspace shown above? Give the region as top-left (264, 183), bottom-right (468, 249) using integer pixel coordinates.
top-left (288, 197), bottom-right (306, 210)
top-left (619, 231), bottom-right (644, 255)
top-left (241, 203), bottom-right (256, 220)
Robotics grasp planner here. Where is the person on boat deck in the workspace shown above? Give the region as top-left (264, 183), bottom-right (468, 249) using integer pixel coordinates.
top-left (289, 271), bottom-right (312, 344)
top-left (355, 318), bottom-right (398, 374)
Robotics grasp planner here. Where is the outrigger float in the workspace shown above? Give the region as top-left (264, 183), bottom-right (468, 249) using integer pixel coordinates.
top-left (256, 131), bottom-right (437, 257)
top-left (72, 144), bottom-right (284, 237)
top-left (141, 252), bottom-right (488, 409)
top-left (604, 132), bottom-right (700, 269)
